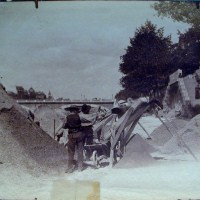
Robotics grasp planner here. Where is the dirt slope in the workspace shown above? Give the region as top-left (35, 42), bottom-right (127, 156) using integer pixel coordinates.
top-left (114, 134), bottom-right (156, 168)
top-left (0, 85), bottom-right (67, 175)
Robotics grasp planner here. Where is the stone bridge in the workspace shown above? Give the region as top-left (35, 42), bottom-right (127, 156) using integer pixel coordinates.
top-left (16, 100), bottom-right (114, 110)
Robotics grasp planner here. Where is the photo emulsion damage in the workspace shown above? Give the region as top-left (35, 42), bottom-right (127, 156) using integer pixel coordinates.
top-left (0, 1), bottom-right (200, 200)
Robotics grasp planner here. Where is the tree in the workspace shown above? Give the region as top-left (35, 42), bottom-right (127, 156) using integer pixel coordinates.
top-left (152, 2), bottom-right (200, 77)
top-left (170, 26), bottom-right (200, 76)
top-left (118, 21), bottom-right (172, 100)
top-left (115, 89), bottom-right (139, 101)
top-left (152, 2), bottom-right (200, 26)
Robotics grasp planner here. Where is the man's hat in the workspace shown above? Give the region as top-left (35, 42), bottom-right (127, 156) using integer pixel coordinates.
top-left (64, 105), bottom-right (80, 112)
top-left (81, 104), bottom-right (91, 112)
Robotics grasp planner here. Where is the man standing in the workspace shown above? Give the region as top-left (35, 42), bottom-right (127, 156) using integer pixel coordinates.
top-left (62, 106), bottom-right (84, 173)
top-left (80, 104), bottom-right (98, 145)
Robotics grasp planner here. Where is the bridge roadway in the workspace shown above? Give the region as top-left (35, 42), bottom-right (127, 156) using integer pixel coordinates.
top-left (16, 100), bottom-right (114, 110)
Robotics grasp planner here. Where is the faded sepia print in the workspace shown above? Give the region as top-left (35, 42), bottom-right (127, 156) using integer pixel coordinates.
top-left (0, 1), bottom-right (200, 200)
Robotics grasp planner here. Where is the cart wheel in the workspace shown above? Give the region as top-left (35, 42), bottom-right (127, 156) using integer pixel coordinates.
top-left (115, 141), bottom-right (122, 161)
top-left (92, 150), bottom-right (99, 168)
top-left (115, 141), bottom-right (121, 150)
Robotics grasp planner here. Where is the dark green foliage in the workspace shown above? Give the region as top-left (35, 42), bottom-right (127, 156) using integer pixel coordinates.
top-left (170, 26), bottom-right (200, 77)
top-left (152, 2), bottom-right (200, 26)
top-left (115, 89), bottom-right (139, 101)
top-left (118, 21), bottom-right (172, 99)
top-left (152, 1), bottom-right (200, 76)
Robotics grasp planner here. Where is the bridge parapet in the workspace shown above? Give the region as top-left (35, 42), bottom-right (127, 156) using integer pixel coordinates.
top-left (16, 100), bottom-right (114, 104)
top-left (16, 100), bottom-right (114, 110)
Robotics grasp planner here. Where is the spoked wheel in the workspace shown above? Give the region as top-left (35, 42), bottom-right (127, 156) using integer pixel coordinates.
top-left (115, 140), bottom-right (123, 160)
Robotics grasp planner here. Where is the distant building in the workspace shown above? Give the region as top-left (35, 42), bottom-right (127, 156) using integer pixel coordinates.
top-left (56, 97), bottom-right (63, 101)
top-left (16, 86), bottom-right (25, 99)
top-left (101, 98), bottom-right (112, 101)
top-left (10, 86), bottom-right (50, 100)
top-left (63, 98), bottom-right (71, 101)
top-left (29, 87), bottom-right (36, 99)
top-left (24, 90), bottom-right (29, 99)
top-left (35, 91), bottom-right (46, 99)
top-left (48, 90), bottom-right (54, 100)
top-left (92, 97), bottom-right (101, 101)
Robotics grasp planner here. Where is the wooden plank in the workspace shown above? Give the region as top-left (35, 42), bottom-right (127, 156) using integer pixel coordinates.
top-left (109, 130), bottom-right (115, 167)
top-left (109, 114), bottom-right (122, 167)
top-left (93, 114), bottom-right (114, 134)
top-left (111, 103), bottom-right (149, 150)
top-left (122, 104), bottom-right (151, 146)
top-left (111, 107), bottom-right (134, 149)
top-left (109, 149), bottom-right (114, 167)
top-left (109, 101), bottom-right (153, 164)
top-left (124, 102), bottom-right (148, 128)
top-left (111, 109), bottom-right (130, 131)
top-left (113, 100), bottom-right (144, 131)
top-left (101, 114), bottom-right (117, 140)
top-left (124, 117), bottom-right (140, 145)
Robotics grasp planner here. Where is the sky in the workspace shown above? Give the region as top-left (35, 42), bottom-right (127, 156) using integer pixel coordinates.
top-left (0, 1), bottom-right (189, 99)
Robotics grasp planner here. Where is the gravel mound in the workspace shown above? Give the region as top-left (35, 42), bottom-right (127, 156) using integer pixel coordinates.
top-left (150, 118), bottom-right (187, 146)
top-left (0, 85), bottom-right (67, 176)
top-left (114, 134), bottom-right (156, 168)
top-left (161, 114), bottom-right (200, 157)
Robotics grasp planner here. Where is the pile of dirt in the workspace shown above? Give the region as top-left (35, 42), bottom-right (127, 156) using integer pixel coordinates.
top-left (114, 134), bottom-right (156, 168)
top-left (0, 85), bottom-right (30, 119)
top-left (0, 85), bottom-right (67, 176)
top-left (161, 114), bottom-right (200, 157)
top-left (150, 118), bottom-right (187, 146)
top-left (180, 114), bottom-right (200, 152)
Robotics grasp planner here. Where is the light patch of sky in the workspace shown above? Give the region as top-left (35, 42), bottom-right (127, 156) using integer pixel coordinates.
top-left (0, 1), bottom-right (189, 99)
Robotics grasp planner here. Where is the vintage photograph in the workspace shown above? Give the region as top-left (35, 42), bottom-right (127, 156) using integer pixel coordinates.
top-left (0, 1), bottom-right (200, 199)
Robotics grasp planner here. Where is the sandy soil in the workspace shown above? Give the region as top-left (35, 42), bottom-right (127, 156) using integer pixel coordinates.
top-left (0, 85), bottom-right (68, 176)
top-left (1, 159), bottom-right (200, 200)
top-left (1, 84), bottom-right (200, 200)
